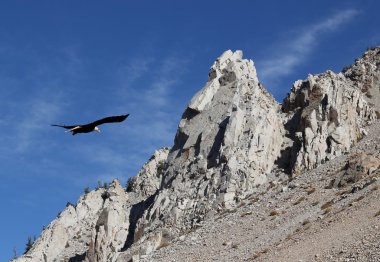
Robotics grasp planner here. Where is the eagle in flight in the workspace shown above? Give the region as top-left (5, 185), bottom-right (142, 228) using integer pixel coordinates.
top-left (52, 114), bottom-right (129, 135)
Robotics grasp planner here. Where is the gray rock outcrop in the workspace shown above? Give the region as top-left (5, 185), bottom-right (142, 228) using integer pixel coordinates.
top-left (280, 48), bottom-right (379, 175)
top-left (115, 50), bottom-right (284, 259)
top-left (14, 181), bottom-right (128, 262)
top-left (11, 148), bottom-right (169, 262)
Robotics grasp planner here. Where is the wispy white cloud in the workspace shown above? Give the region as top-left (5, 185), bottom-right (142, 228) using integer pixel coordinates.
top-left (115, 53), bottom-right (189, 115)
top-left (118, 57), bottom-right (153, 85)
top-left (0, 45), bottom-right (82, 154)
top-left (258, 9), bottom-right (359, 86)
top-left (81, 145), bottom-right (127, 167)
top-left (143, 78), bottom-right (177, 106)
top-left (117, 55), bottom-right (189, 107)
top-left (14, 94), bottom-right (65, 152)
top-left (104, 53), bottom-right (190, 176)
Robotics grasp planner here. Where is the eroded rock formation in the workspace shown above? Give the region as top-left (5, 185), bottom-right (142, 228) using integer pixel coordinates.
top-left (281, 47), bottom-right (379, 175)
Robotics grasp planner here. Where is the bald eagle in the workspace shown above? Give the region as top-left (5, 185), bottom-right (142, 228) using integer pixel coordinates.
top-left (52, 114), bottom-right (129, 135)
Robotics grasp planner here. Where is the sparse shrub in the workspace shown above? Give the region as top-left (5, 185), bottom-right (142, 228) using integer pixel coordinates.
top-left (302, 219), bottom-right (311, 226)
top-left (266, 181), bottom-right (276, 190)
top-left (126, 176), bottom-right (136, 192)
top-left (219, 208), bottom-right (237, 216)
top-left (306, 187), bottom-right (316, 195)
top-left (335, 189), bottom-right (351, 196)
top-left (376, 111), bottom-right (380, 119)
top-left (24, 236), bottom-right (36, 254)
top-left (252, 252), bottom-right (262, 259)
top-left (248, 196), bottom-right (260, 205)
top-left (157, 237), bottom-right (170, 250)
top-left (13, 247), bottom-right (17, 259)
top-left (303, 223), bottom-right (311, 230)
top-left (157, 231), bottom-right (172, 249)
top-left (349, 195), bottom-right (365, 206)
top-left (366, 46), bottom-right (378, 51)
top-left (323, 207), bottom-right (332, 214)
top-left (84, 186), bottom-right (90, 194)
top-left (357, 195), bottom-right (365, 201)
top-left (94, 180), bottom-right (109, 190)
top-left (374, 210), bottom-right (380, 217)
top-left (293, 196), bottom-right (305, 205)
top-left (325, 180), bottom-right (335, 189)
top-left (321, 199), bottom-right (334, 210)
top-left (240, 211), bottom-right (252, 217)
top-left (252, 248), bottom-right (269, 259)
top-left (101, 191), bottom-right (110, 201)
top-left (269, 210), bottom-right (278, 216)
top-left (342, 65), bottom-right (351, 73)
top-left (66, 202), bottom-right (75, 208)
top-left (366, 91), bottom-right (373, 98)
top-left (157, 160), bottom-right (167, 175)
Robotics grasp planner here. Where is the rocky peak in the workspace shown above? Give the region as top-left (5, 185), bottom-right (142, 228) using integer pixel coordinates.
top-left (344, 46), bottom-right (380, 112)
top-left (344, 47), bottom-right (380, 93)
top-left (163, 49), bottom-right (283, 203)
top-left (168, 50), bottom-right (281, 176)
top-left (118, 50), bottom-right (285, 259)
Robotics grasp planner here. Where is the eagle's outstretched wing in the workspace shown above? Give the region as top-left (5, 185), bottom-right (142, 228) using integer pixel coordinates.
top-left (51, 124), bottom-right (79, 129)
top-left (88, 114), bottom-right (130, 127)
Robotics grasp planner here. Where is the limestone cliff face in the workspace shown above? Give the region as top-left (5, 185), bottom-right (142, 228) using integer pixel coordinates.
top-left (14, 181), bottom-right (129, 262)
top-left (344, 47), bottom-right (380, 98)
top-left (12, 148), bottom-right (169, 262)
top-left (281, 48), bottom-right (379, 175)
top-left (13, 47), bottom-right (379, 262)
top-left (170, 50), bottom-right (282, 199)
top-left (114, 50), bottom-right (285, 259)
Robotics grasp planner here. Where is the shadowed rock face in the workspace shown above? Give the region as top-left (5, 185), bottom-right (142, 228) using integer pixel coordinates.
top-left (137, 50), bottom-right (284, 239)
top-left (13, 47), bottom-right (380, 262)
top-left (281, 48), bottom-right (379, 175)
top-left (166, 50), bottom-right (283, 194)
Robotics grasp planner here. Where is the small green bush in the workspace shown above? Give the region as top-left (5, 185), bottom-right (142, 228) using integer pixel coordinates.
top-left (84, 186), bottom-right (90, 194)
top-left (24, 236), bottom-right (36, 254)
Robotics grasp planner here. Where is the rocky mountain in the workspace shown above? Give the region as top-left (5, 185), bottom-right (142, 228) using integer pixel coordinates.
top-left (13, 47), bottom-right (380, 262)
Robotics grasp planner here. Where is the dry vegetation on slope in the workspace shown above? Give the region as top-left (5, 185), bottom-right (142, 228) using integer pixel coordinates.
top-left (146, 120), bottom-right (380, 262)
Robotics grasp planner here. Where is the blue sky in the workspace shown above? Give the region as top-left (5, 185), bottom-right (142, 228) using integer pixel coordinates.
top-left (0, 0), bottom-right (379, 260)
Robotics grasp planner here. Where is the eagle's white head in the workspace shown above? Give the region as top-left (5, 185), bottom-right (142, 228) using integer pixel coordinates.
top-left (94, 127), bottom-right (100, 133)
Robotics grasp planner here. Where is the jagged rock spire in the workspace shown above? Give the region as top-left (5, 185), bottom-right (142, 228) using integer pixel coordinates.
top-left (164, 50), bottom-right (283, 201)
